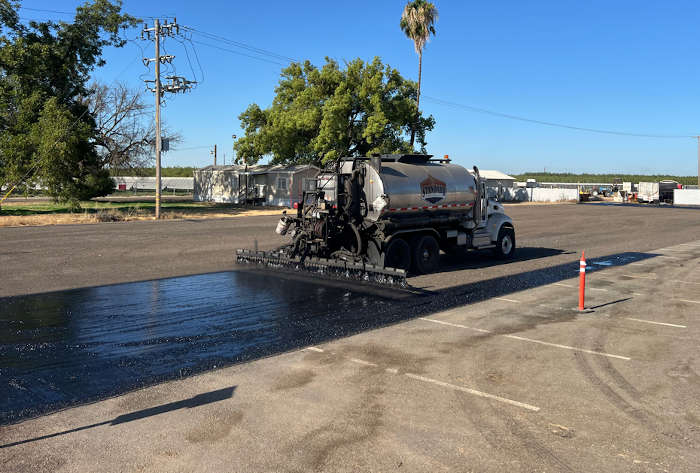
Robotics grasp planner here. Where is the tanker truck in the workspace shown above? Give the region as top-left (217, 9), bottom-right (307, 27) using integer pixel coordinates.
top-left (237, 154), bottom-right (515, 286)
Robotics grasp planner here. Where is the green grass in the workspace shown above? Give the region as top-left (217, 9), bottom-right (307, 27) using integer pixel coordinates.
top-left (511, 172), bottom-right (697, 185)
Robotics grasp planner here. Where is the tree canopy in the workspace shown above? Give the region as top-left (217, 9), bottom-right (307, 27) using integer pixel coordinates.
top-left (234, 57), bottom-right (435, 166)
top-left (0, 0), bottom-right (138, 202)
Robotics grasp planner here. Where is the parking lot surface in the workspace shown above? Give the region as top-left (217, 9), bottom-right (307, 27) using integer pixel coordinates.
top-left (1, 205), bottom-right (700, 471)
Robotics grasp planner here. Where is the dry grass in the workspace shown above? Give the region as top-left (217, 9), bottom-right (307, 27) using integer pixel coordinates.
top-left (0, 207), bottom-right (284, 227)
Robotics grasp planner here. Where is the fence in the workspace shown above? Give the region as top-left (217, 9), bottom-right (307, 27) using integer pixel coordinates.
top-left (111, 177), bottom-right (194, 191)
top-left (500, 187), bottom-right (579, 203)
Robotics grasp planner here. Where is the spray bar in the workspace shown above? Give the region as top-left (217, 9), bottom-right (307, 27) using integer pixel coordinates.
top-left (236, 249), bottom-right (407, 288)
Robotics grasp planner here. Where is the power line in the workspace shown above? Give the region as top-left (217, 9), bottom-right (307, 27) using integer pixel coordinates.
top-left (175, 145), bottom-right (211, 151)
top-left (183, 26), bottom-right (297, 63)
top-left (19, 7), bottom-right (73, 15)
top-left (422, 95), bottom-right (698, 139)
top-left (190, 39), bottom-right (288, 66)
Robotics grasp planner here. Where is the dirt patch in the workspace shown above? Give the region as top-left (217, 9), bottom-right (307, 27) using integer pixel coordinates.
top-left (273, 368), bottom-right (316, 391)
top-left (337, 343), bottom-right (434, 374)
top-left (0, 208), bottom-right (283, 227)
top-left (185, 410), bottom-right (243, 443)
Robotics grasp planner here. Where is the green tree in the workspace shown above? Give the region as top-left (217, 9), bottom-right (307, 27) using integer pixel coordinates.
top-left (400, 0), bottom-right (438, 146)
top-left (234, 57), bottom-right (435, 165)
top-left (0, 0), bottom-right (138, 203)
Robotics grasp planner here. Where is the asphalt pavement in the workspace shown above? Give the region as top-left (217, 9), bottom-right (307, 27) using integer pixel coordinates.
top-left (1, 203), bottom-right (700, 472)
top-left (2, 203), bottom-right (700, 298)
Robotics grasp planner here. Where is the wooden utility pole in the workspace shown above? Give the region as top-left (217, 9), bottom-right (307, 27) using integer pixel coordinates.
top-left (154, 19), bottom-right (162, 219)
top-left (142, 18), bottom-right (196, 219)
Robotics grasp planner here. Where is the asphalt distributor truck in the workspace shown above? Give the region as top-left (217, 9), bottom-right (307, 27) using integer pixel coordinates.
top-left (237, 154), bottom-right (515, 287)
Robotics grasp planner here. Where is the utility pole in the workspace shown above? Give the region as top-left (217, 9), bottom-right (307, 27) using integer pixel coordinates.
top-left (154, 19), bottom-right (161, 219)
top-left (211, 145), bottom-right (217, 165)
top-left (142, 18), bottom-right (196, 219)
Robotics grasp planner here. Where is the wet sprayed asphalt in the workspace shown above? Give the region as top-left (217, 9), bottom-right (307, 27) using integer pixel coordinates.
top-left (0, 271), bottom-right (398, 424)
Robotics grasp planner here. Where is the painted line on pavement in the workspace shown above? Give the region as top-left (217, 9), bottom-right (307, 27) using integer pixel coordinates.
top-left (419, 318), bottom-right (631, 361)
top-left (623, 274), bottom-right (657, 279)
top-left (496, 297), bottom-right (520, 303)
top-left (632, 292), bottom-right (645, 296)
top-left (626, 318), bottom-right (686, 329)
top-left (420, 317), bottom-right (491, 333)
top-left (349, 358), bottom-right (378, 367)
top-left (671, 280), bottom-right (700, 286)
top-left (404, 373), bottom-right (540, 412)
top-left (678, 299), bottom-right (700, 305)
top-left (306, 344), bottom-right (539, 412)
top-left (553, 282), bottom-right (574, 288)
top-left (588, 287), bottom-right (608, 292)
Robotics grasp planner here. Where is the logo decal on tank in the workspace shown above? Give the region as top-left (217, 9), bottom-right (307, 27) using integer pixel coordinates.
top-left (420, 175), bottom-right (447, 204)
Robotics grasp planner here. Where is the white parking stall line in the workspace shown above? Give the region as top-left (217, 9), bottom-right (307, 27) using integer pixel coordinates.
top-left (678, 299), bottom-right (700, 305)
top-left (671, 280), bottom-right (700, 286)
top-left (553, 282), bottom-right (574, 288)
top-left (404, 373), bottom-right (540, 412)
top-left (306, 343), bottom-right (540, 412)
top-left (588, 287), bottom-right (608, 292)
top-left (626, 318), bottom-right (686, 329)
top-left (349, 358), bottom-right (378, 367)
top-left (495, 297), bottom-right (520, 303)
top-left (623, 274), bottom-right (657, 279)
top-left (421, 317), bottom-right (491, 333)
top-left (632, 292), bottom-right (645, 296)
top-left (502, 334), bottom-right (631, 360)
top-left (419, 318), bottom-right (631, 360)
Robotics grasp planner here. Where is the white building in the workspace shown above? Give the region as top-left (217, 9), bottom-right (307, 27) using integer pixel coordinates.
top-left (193, 164), bottom-right (319, 206)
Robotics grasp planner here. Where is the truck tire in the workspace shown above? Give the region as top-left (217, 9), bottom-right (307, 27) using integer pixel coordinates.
top-left (384, 238), bottom-right (411, 272)
top-left (493, 227), bottom-right (515, 259)
top-left (412, 235), bottom-right (440, 274)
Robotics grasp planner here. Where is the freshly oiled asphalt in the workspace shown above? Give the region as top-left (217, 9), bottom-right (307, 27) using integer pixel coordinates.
top-left (2, 203), bottom-right (700, 472)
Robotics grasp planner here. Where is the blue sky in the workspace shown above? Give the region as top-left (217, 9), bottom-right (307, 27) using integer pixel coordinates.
top-left (20, 1), bottom-right (700, 175)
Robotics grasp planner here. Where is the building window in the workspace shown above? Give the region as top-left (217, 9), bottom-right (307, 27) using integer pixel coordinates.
top-left (277, 178), bottom-right (288, 191)
top-left (303, 178), bottom-right (316, 192)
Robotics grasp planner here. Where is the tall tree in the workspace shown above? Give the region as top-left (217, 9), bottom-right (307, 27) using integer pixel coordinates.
top-left (400, 0), bottom-right (438, 146)
top-left (0, 0), bottom-right (138, 203)
top-left (85, 81), bottom-right (181, 171)
top-left (234, 57), bottom-right (435, 166)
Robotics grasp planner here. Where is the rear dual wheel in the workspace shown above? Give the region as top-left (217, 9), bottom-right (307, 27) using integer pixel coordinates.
top-left (384, 234), bottom-right (441, 275)
top-left (384, 238), bottom-right (411, 272)
top-left (412, 235), bottom-right (440, 274)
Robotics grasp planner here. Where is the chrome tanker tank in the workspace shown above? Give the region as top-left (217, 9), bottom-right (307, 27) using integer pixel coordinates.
top-left (360, 155), bottom-right (478, 222)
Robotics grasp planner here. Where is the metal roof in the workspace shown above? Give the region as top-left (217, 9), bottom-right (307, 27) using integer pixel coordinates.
top-left (196, 164), bottom-right (318, 174)
top-left (479, 170), bottom-right (516, 181)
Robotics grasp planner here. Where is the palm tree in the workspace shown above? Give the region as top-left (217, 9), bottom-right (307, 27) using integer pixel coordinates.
top-left (400, 0), bottom-right (438, 147)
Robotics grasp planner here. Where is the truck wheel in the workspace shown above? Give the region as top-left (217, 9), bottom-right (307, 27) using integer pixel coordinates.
top-left (412, 235), bottom-right (440, 274)
top-left (493, 227), bottom-right (515, 259)
top-left (384, 238), bottom-right (411, 272)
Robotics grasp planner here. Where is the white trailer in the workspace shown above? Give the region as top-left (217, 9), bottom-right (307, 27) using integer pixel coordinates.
top-left (637, 182), bottom-right (659, 203)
